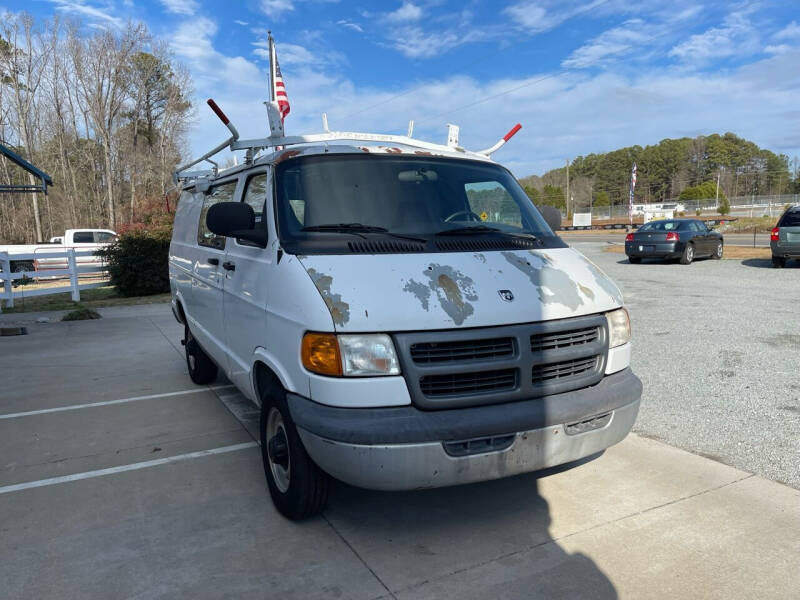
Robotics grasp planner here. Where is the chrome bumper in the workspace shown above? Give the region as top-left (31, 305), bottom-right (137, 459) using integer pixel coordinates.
top-left (298, 398), bottom-right (640, 491)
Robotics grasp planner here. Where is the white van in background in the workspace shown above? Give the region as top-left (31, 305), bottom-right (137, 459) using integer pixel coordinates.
top-left (169, 135), bottom-right (642, 520)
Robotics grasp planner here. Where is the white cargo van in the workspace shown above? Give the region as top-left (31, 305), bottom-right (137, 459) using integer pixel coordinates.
top-left (169, 127), bottom-right (641, 519)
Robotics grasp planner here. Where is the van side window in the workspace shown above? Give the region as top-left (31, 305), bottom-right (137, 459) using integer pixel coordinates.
top-left (464, 181), bottom-right (523, 228)
top-left (198, 181), bottom-right (237, 250)
top-left (242, 173), bottom-right (268, 225)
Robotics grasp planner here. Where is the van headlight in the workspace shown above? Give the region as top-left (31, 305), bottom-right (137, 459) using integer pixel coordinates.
top-left (606, 307), bottom-right (631, 348)
top-left (302, 332), bottom-right (400, 377)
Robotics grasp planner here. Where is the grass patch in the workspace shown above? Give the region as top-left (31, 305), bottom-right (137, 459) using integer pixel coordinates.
top-left (2, 286), bottom-right (170, 314)
top-left (603, 245), bottom-right (771, 259)
top-left (718, 216), bottom-right (776, 233)
top-left (61, 306), bottom-right (102, 321)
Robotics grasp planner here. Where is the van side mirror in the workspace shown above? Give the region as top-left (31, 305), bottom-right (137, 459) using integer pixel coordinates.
top-left (537, 205), bottom-right (562, 233)
top-left (206, 202), bottom-right (268, 248)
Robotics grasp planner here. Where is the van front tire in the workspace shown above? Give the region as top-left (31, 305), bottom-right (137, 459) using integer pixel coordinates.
top-left (184, 325), bottom-right (218, 384)
top-left (260, 381), bottom-right (330, 520)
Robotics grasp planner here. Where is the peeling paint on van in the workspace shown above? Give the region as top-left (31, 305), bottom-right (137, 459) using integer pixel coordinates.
top-left (424, 264), bottom-right (478, 325)
top-left (403, 279), bottom-right (431, 311)
top-left (307, 268), bottom-right (351, 326)
top-left (501, 251), bottom-right (584, 311)
top-left (572, 252), bottom-right (623, 304)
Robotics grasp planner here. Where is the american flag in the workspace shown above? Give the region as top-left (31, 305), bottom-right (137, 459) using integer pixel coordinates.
top-left (273, 57), bottom-right (290, 122)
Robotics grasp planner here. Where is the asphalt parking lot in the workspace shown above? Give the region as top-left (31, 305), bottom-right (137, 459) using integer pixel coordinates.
top-left (577, 243), bottom-right (800, 488)
top-left (1, 246), bottom-right (799, 599)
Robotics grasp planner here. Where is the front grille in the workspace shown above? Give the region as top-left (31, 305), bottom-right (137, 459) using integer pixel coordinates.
top-left (410, 337), bottom-right (514, 364)
top-left (530, 327), bottom-right (598, 352)
top-left (420, 368), bottom-right (517, 397)
top-left (532, 356), bottom-right (598, 384)
top-left (393, 314), bottom-right (608, 409)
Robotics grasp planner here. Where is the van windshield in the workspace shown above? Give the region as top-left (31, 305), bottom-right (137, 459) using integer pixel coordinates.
top-left (274, 155), bottom-right (554, 245)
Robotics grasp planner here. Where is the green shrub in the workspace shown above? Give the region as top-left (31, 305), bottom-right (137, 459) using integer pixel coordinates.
top-left (62, 306), bottom-right (102, 321)
top-left (97, 230), bottom-right (170, 297)
top-left (718, 196), bottom-right (731, 216)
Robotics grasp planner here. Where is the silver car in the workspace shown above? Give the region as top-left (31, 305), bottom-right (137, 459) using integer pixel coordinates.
top-left (771, 207), bottom-right (800, 268)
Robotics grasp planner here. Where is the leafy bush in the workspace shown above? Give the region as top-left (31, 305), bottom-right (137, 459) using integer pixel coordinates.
top-left (679, 181), bottom-right (726, 202)
top-left (97, 230), bottom-right (170, 297)
top-left (718, 196), bottom-right (731, 215)
top-left (62, 306), bottom-right (102, 321)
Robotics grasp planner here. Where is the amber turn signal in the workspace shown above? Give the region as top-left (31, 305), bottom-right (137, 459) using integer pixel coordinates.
top-left (301, 332), bottom-right (343, 376)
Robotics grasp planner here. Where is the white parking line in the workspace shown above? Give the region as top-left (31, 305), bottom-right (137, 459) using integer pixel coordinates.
top-left (0, 385), bottom-right (235, 420)
top-left (0, 441), bottom-right (258, 495)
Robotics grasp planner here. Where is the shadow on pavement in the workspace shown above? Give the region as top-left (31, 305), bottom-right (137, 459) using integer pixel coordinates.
top-left (740, 258), bottom-right (799, 269)
top-left (324, 453), bottom-right (617, 598)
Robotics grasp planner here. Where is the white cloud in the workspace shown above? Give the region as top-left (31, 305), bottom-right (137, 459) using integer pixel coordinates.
top-left (765, 44), bottom-right (792, 55)
top-left (385, 2), bottom-right (423, 23)
top-left (669, 8), bottom-right (759, 63)
top-left (504, 0), bottom-right (607, 33)
top-left (252, 42), bottom-right (316, 66)
top-left (562, 19), bottom-right (652, 68)
top-left (234, 20), bottom-right (249, 26)
top-left (774, 21), bottom-right (800, 41)
top-left (170, 6), bottom-right (799, 179)
top-left (337, 19), bottom-right (363, 33)
top-left (159, 0), bottom-right (199, 15)
top-left (47, 0), bottom-right (123, 28)
top-left (389, 26), bottom-right (463, 58)
top-left (259, 0), bottom-right (294, 19)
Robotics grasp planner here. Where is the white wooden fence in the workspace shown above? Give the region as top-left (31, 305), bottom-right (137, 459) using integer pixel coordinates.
top-left (0, 248), bottom-right (110, 312)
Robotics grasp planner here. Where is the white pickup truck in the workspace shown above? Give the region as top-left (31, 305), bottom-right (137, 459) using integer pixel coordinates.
top-left (0, 228), bottom-right (117, 272)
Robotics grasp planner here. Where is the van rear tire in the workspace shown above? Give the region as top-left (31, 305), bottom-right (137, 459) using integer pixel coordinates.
top-left (259, 380), bottom-right (330, 520)
top-left (184, 325), bottom-right (218, 384)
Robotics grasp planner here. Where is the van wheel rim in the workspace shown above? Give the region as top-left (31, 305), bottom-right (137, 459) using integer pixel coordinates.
top-left (717, 244), bottom-right (723, 257)
top-left (266, 407), bottom-right (291, 493)
top-left (687, 246), bottom-right (693, 260)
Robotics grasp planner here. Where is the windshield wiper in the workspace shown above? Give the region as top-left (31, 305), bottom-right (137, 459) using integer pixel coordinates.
top-left (302, 223), bottom-right (386, 233)
top-left (435, 225), bottom-right (501, 236)
top-left (302, 223), bottom-right (426, 243)
top-left (435, 225), bottom-right (541, 244)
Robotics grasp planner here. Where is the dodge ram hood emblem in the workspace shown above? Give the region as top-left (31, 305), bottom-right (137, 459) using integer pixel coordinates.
top-left (498, 289), bottom-right (514, 302)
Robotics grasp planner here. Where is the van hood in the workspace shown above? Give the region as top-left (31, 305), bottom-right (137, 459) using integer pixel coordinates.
top-left (297, 248), bottom-right (623, 332)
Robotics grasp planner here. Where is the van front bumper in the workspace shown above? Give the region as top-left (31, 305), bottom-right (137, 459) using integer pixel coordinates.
top-left (288, 368), bottom-right (641, 490)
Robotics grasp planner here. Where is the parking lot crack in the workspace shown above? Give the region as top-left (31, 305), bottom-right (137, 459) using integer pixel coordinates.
top-left (322, 514), bottom-right (398, 600)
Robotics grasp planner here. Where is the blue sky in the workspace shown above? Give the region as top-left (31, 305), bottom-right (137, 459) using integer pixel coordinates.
top-left (14, 0), bottom-right (800, 175)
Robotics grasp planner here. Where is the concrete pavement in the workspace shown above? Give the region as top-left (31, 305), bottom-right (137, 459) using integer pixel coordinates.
top-left (1, 304), bottom-right (798, 599)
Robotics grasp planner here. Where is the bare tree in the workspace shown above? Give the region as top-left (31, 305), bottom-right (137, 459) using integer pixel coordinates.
top-left (70, 22), bottom-right (148, 230)
top-left (0, 14), bottom-right (54, 241)
top-left (0, 13), bottom-right (193, 243)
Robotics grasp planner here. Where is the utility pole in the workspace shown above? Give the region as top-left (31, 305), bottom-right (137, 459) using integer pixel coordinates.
top-left (565, 158), bottom-right (570, 217)
top-left (715, 170), bottom-right (721, 209)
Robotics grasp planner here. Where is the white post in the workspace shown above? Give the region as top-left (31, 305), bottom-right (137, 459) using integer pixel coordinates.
top-left (0, 251), bottom-right (13, 311)
top-left (67, 248), bottom-right (80, 303)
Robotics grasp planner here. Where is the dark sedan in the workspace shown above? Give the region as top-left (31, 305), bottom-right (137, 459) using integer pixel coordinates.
top-left (625, 219), bottom-right (723, 265)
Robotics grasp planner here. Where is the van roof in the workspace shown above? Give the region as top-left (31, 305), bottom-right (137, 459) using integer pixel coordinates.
top-left (182, 140), bottom-right (496, 189)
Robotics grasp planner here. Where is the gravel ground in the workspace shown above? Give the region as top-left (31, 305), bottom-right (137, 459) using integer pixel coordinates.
top-left (574, 243), bottom-right (800, 488)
